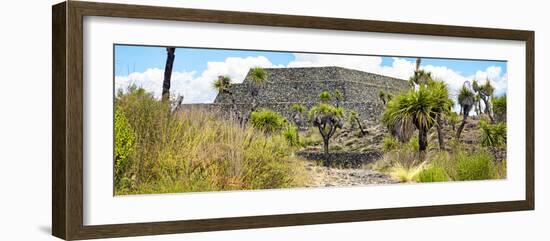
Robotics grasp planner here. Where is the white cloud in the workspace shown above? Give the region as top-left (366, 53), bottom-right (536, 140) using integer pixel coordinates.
top-left (115, 56), bottom-right (282, 103)
top-left (116, 53), bottom-right (507, 105)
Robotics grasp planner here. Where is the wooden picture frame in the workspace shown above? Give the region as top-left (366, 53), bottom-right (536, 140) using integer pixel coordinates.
top-left (52, 1), bottom-right (534, 240)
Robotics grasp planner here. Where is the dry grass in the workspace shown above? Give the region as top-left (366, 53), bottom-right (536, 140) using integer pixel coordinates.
top-left (114, 88), bottom-right (309, 195)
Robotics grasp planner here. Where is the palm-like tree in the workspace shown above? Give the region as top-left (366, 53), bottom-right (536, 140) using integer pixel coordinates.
top-left (382, 85), bottom-right (438, 159)
top-left (348, 110), bottom-right (367, 136)
top-left (213, 75), bottom-right (232, 93)
top-left (474, 94), bottom-right (481, 116)
top-left (291, 103), bottom-right (306, 129)
top-left (309, 103), bottom-right (344, 167)
top-left (492, 95), bottom-right (507, 123)
top-left (479, 79), bottom-right (495, 123)
top-left (248, 67), bottom-right (267, 112)
top-left (213, 75), bottom-right (238, 120)
top-left (456, 83), bottom-right (475, 139)
top-left (379, 90), bottom-right (387, 105)
top-left (428, 80), bottom-right (454, 150)
top-left (409, 58), bottom-right (432, 88)
top-left (334, 90), bottom-right (343, 108)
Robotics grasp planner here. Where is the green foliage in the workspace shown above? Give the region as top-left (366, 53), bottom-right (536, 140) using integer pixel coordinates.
top-left (383, 85), bottom-right (438, 133)
top-left (282, 125), bottom-right (299, 146)
top-left (114, 108), bottom-right (135, 189)
top-left (213, 75), bottom-right (232, 93)
top-left (382, 135), bottom-right (400, 152)
top-left (458, 85), bottom-right (475, 107)
top-left (447, 111), bottom-right (460, 129)
top-left (319, 91), bottom-right (331, 102)
top-left (291, 103), bottom-right (306, 113)
top-left (472, 79), bottom-right (480, 92)
top-left (479, 120), bottom-right (507, 148)
top-left (249, 67), bottom-right (267, 85)
top-left (428, 80), bottom-right (454, 116)
top-left (250, 109), bottom-right (286, 134)
top-left (347, 110), bottom-right (358, 125)
top-left (333, 90), bottom-right (343, 101)
top-left (378, 90), bottom-right (386, 101)
top-left (480, 79), bottom-right (495, 96)
top-left (390, 162), bottom-right (426, 183)
top-left (417, 166), bottom-right (450, 183)
top-left (376, 141), bottom-right (504, 183)
top-left (114, 87), bottom-right (304, 195)
top-left (382, 84), bottom-right (449, 152)
top-left (308, 103), bottom-right (344, 120)
top-left (457, 151), bottom-right (496, 180)
top-left (409, 69), bottom-right (432, 86)
top-left (492, 95), bottom-right (507, 122)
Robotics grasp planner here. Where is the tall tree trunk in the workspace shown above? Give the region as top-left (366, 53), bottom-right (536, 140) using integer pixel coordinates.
top-left (436, 116), bottom-right (445, 150)
top-left (323, 137), bottom-right (330, 167)
top-left (355, 117), bottom-right (367, 136)
top-left (418, 129), bottom-right (428, 160)
top-left (481, 97), bottom-right (494, 123)
top-left (162, 47), bottom-right (176, 102)
top-left (456, 114), bottom-right (468, 140)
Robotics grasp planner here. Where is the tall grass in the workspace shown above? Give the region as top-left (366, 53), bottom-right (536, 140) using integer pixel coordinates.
top-left (114, 87), bottom-right (307, 195)
top-left (375, 141), bottom-right (505, 183)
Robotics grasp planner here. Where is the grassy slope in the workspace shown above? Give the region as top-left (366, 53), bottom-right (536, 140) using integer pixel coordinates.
top-left (114, 89), bottom-right (310, 195)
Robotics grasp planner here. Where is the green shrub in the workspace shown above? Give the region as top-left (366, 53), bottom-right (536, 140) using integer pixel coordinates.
top-left (390, 162), bottom-right (426, 183)
top-left (282, 125), bottom-right (299, 146)
top-left (114, 108), bottom-right (135, 189)
top-left (417, 166), bottom-right (450, 182)
top-left (319, 91), bottom-right (331, 102)
top-left (382, 135), bottom-right (400, 151)
top-left (250, 109), bottom-right (286, 134)
top-left (291, 103), bottom-right (306, 113)
top-left (492, 95), bottom-right (506, 122)
top-left (457, 151), bottom-right (496, 180)
top-left (479, 120), bottom-right (507, 148)
top-left (427, 151), bottom-right (457, 180)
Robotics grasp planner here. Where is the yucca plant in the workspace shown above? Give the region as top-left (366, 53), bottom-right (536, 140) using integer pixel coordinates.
top-left (249, 108), bottom-right (286, 134)
top-left (333, 90), bottom-right (343, 108)
top-left (428, 80), bottom-right (454, 150)
top-left (492, 95), bottom-right (507, 123)
top-left (479, 120), bottom-right (507, 148)
top-left (213, 75), bottom-right (240, 121)
top-left (291, 103), bottom-right (306, 129)
top-left (248, 67), bottom-right (267, 113)
top-left (457, 83), bottom-right (475, 139)
top-left (382, 85), bottom-right (438, 159)
top-left (379, 90), bottom-right (387, 105)
top-left (347, 110), bottom-right (367, 136)
top-left (319, 90), bottom-right (331, 103)
top-left (478, 79), bottom-right (495, 122)
top-left (408, 58), bottom-right (432, 87)
top-left (309, 102), bottom-right (344, 166)
top-left (213, 75), bottom-right (232, 94)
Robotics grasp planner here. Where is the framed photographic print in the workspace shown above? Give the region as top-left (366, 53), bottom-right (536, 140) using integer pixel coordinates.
top-left (52, 1), bottom-right (534, 240)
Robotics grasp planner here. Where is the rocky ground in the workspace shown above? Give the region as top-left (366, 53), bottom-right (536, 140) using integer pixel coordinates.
top-left (302, 162), bottom-right (397, 187)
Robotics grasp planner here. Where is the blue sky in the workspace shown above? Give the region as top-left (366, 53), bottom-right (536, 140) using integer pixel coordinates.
top-left (114, 45), bottom-right (508, 105)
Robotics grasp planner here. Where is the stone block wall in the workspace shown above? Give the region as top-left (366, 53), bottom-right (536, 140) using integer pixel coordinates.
top-left (198, 66), bottom-right (408, 123)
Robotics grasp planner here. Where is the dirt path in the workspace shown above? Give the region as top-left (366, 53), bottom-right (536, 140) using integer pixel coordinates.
top-left (302, 162), bottom-right (397, 188)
